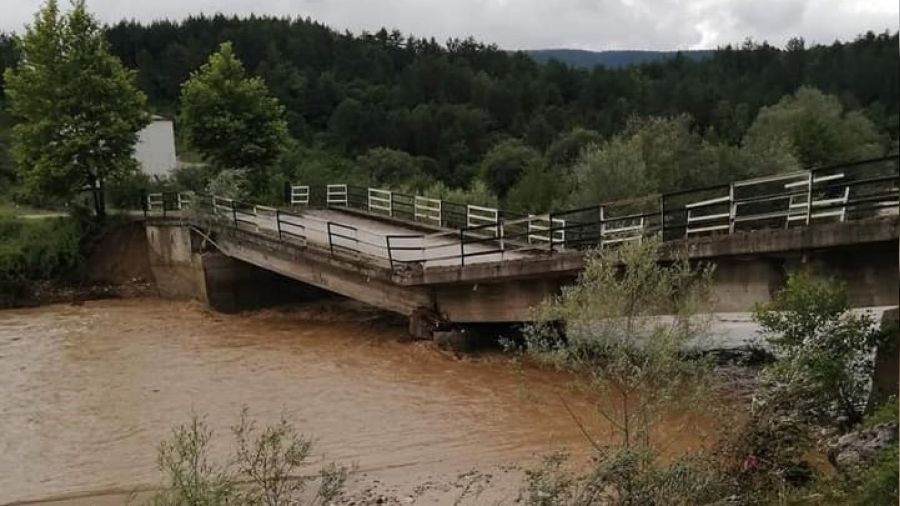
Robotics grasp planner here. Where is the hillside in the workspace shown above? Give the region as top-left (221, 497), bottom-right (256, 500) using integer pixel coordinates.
top-left (525, 49), bottom-right (713, 68)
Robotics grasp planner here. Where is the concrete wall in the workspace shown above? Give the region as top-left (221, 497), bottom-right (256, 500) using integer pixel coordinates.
top-left (145, 224), bottom-right (207, 300)
top-left (709, 241), bottom-right (898, 312)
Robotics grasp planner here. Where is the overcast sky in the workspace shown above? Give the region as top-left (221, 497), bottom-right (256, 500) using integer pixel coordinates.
top-left (2, 0), bottom-right (897, 50)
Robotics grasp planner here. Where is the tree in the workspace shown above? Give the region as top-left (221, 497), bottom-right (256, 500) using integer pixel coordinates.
top-left (4, 0), bottom-right (149, 218)
top-left (356, 147), bottom-right (428, 190)
top-left (546, 127), bottom-right (602, 168)
top-left (179, 41), bottom-right (288, 174)
top-left (506, 164), bottom-right (563, 213)
top-left (743, 87), bottom-right (885, 167)
top-left (519, 239), bottom-right (725, 505)
top-left (570, 136), bottom-right (654, 206)
top-left (524, 238), bottom-right (714, 449)
top-left (567, 115), bottom-right (770, 207)
top-left (479, 139), bottom-right (543, 199)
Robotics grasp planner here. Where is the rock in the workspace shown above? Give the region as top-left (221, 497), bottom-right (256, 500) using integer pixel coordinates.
top-left (828, 422), bottom-right (898, 472)
top-left (866, 307), bottom-right (898, 412)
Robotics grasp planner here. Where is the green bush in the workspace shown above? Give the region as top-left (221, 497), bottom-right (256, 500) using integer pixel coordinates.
top-left (148, 409), bottom-right (348, 506)
top-left (0, 214), bottom-right (85, 305)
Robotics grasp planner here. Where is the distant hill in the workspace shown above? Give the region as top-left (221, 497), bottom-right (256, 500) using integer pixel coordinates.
top-left (526, 49), bottom-right (714, 68)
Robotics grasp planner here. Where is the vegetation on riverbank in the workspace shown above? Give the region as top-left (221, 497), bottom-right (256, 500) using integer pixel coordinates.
top-left (0, 209), bottom-right (145, 307)
top-left (513, 248), bottom-right (898, 505)
top-left (0, 212), bottom-right (85, 306)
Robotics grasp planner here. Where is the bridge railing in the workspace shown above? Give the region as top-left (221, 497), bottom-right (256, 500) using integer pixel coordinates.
top-left (145, 155), bottom-right (897, 271)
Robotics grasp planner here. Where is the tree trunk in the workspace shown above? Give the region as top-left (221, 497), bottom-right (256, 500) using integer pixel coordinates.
top-left (91, 175), bottom-right (106, 221)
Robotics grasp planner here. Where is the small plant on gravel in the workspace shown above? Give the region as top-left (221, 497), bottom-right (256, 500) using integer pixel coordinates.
top-left (232, 407), bottom-right (349, 506)
top-left (146, 408), bottom-right (348, 506)
top-left (147, 414), bottom-right (233, 506)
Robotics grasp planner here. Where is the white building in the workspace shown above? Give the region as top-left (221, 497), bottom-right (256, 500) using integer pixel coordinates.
top-left (134, 116), bottom-right (177, 177)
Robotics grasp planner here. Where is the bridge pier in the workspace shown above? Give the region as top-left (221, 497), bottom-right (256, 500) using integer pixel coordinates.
top-left (408, 307), bottom-right (444, 340)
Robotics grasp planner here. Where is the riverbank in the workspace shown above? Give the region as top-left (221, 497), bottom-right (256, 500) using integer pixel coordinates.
top-left (0, 213), bottom-right (155, 309)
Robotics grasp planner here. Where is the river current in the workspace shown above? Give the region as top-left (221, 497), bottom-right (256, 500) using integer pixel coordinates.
top-left (0, 297), bottom-right (706, 504)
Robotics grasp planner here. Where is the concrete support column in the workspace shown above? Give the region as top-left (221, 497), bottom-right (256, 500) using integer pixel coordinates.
top-left (408, 307), bottom-right (443, 340)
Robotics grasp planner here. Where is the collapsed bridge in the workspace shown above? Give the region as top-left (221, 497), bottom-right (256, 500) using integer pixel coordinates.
top-left (143, 155), bottom-right (900, 337)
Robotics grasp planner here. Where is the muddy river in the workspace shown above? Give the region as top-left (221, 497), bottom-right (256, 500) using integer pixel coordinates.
top-left (0, 298), bottom-right (709, 505)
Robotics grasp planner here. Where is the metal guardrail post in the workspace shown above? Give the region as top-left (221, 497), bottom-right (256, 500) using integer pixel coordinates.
top-left (386, 236), bottom-right (393, 268)
top-left (231, 200), bottom-right (237, 228)
top-left (728, 183), bottom-right (736, 234)
top-left (805, 171), bottom-right (813, 225)
top-left (275, 209), bottom-right (282, 240)
top-left (459, 229), bottom-right (465, 267)
top-left (658, 195), bottom-right (664, 238)
top-left (547, 212), bottom-right (555, 253)
top-left (327, 222), bottom-right (334, 256)
top-left (598, 205), bottom-right (605, 249)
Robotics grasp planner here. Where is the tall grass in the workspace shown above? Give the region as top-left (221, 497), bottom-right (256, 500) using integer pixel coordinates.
top-left (0, 213), bottom-right (85, 306)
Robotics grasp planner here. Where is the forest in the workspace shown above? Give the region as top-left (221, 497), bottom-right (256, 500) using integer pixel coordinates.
top-left (0, 14), bottom-right (898, 212)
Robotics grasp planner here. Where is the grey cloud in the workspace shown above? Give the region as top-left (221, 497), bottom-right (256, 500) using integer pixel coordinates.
top-left (0, 0), bottom-right (896, 49)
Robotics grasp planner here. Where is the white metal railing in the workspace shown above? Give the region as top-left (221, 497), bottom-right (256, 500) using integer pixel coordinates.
top-left (147, 192), bottom-right (191, 211)
top-left (414, 196), bottom-right (442, 226)
top-left (147, 193), bottom-right (164, 211)
top-left (600, 205), bottom-right (644, 246)
top-left (368, 188), bottom-right (393, 216)
top-left (326, 184), bottom-right (348, 206)
top-left (466, 204), bottom-right (499, 237)
top-left (212, 195), bottom-right (234, 217)
top-left (681, 171), bottom-right (854, 237)
top-left (785, 173), bottom-right (848, 224)
top-left (730, 171), bottom-right (811, 226)
top-left (601, 218), bottom-right (644, 246)
top-left (527, 214), bottom-right (566, 245)
top-left (290, 185), bottom-right (310, 206)
top-left (685, 195), bottom-right (731, 237)
top-left (787, 186), bottom-right (850, 223)
top-left (254, 205), bottom-right (278, 234)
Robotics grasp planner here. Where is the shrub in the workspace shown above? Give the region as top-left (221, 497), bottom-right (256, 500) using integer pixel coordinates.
top-left (753, 270), bottom-right (878, 429)
top-left (522, 238), bottom-right (714, 449)
top-left (521, 447), bottom-right (736, 506)
top-left (147, 409), bottom-right (348, 506)
top-left (147, 415), bottom-right (234, 506)
top-left (517, 239), bottom-right (735, 505)
top-left (0, 214), bottom-right (85, 305)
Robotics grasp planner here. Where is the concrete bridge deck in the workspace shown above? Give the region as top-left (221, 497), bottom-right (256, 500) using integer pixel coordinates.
top-left (237, 207), bottom-right (534, 268)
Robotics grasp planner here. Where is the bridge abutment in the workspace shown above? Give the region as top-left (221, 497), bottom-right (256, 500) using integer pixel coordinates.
top-left (145, 223), bottom-right (327, 312)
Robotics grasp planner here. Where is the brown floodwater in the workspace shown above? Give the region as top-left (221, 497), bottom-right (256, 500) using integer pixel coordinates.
top-left (0, 298), bottom-right (711, 504)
